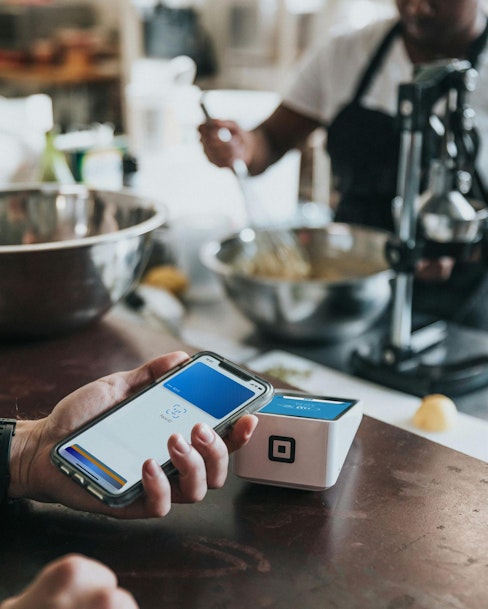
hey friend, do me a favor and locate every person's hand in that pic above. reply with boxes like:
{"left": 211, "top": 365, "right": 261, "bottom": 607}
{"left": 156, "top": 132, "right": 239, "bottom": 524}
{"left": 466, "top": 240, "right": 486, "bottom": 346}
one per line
{"left": 415, "top": 257, "right": 455, "bottom": 282}
{"left": 198, "top": 119, "right": 250, "bottom": 168}
{"left": 8, "top": 351, "right": 258, "bottom": 519}
{"left": 0, "top": 554, "right": 138, "bottom": 609}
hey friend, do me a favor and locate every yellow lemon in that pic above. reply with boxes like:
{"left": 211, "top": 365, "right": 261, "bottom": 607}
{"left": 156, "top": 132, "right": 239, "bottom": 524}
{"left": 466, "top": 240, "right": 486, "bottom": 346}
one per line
{"left": 142, "top": 265, "right": 188, "bottom": 296}
{"left": 413, "top": 394, "right": 457, "bottom": 432}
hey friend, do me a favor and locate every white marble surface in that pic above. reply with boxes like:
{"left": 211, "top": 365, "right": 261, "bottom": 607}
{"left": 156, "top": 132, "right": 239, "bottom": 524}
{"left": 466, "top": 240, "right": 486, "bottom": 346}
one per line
{"left": 248, "top": 349, "right": 488, "bottom": 463}
{"left": 117, "top": 288, "right": 488, "bottom": 464}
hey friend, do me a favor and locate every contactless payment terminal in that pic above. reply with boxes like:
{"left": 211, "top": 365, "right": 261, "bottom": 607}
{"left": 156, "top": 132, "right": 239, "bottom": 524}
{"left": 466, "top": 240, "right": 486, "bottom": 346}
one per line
{"left": 234, "top": 389, "right": 363, "bottom": 491}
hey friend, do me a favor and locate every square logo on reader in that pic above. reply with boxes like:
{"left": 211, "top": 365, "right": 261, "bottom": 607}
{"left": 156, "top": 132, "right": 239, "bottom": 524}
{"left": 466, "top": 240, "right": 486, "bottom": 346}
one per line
{"left": 268, "top": 435, "right": 296, "bottom": 463}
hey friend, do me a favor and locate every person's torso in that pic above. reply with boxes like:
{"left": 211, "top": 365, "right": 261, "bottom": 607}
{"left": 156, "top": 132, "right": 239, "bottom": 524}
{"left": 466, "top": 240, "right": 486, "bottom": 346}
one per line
{"left": 284, "top": 18, "right": 488, "bottom": 216}
{"left": 284, "top": 19, "right": 488, "bottom": 326}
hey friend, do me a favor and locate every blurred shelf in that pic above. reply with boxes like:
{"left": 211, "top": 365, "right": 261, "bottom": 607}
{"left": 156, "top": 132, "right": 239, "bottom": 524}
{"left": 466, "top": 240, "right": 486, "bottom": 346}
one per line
{"left": 0, "top": 58, "right": 120, "bottom": 87}
{"left": 0, "top": 59, "right": 123, "bottom": 131}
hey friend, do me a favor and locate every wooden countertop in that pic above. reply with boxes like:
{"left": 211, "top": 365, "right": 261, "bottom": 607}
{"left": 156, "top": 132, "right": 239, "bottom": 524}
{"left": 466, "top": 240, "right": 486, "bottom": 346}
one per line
{"left": 1, "top": 313, "right": 487, "bottom": 609}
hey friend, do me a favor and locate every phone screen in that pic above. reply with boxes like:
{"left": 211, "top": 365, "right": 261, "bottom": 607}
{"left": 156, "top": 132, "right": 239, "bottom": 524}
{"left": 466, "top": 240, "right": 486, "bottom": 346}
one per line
{"left": 54, "top": 353, "right": 270, "bottom": 499}
{"left": 260, "top": 393, "right": 357, "bottom": 421}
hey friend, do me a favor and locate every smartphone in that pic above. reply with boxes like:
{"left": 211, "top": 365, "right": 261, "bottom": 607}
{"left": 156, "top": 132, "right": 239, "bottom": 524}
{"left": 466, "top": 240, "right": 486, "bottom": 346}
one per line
{"left": 51, "top": 351, "right": 274, "bottom": 507}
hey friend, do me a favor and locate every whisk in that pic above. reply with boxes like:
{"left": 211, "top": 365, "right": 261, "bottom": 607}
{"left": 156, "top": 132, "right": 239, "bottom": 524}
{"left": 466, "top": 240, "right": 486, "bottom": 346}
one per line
{"left": 200, "top": 99, "right": 311, "bottom": 280}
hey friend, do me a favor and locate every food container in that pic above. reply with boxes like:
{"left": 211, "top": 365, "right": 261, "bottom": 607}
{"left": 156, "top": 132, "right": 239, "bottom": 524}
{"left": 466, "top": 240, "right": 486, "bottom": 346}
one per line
{"left": 202, "top": 223, "right": 393, "bottom": 343}
{"left": 0, "top": 184, "right": 165, "bottom": 338}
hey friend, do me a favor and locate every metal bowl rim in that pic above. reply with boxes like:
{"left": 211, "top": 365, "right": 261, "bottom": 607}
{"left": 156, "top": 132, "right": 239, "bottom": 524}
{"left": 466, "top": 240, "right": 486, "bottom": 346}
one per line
{"left": 201, "top": 224, "right": 394, "bottom": 287}
{"left": 0, "top": 183, "right": 166, "bottom": 253}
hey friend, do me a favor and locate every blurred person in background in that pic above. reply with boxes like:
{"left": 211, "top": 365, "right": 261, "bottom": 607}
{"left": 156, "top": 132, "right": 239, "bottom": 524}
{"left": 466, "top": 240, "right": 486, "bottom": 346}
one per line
{"left": 199, "top": 0, "right": 488, "bottom": 329}
{"left": 1, "top": 352, "right": 258, "bottom": 609}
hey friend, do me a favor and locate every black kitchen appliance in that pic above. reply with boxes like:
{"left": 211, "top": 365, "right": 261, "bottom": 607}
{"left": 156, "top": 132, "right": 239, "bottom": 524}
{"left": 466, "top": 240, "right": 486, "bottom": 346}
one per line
{"left": 352, "top": 59, "right": 488, "bottom": 396}
{"left": 141, "top": 2, "right": 217, "bottom": 77}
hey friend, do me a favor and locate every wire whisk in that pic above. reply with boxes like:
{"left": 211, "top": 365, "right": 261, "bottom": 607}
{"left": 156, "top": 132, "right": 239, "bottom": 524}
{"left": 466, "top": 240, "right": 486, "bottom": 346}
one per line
{"left": 200, "top": 98, "right": 311, "bottom": 280}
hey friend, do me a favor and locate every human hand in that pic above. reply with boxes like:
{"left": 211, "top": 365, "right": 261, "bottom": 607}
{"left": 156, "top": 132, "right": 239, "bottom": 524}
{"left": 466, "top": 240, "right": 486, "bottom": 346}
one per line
{"left": 0, "top": 554, "right": 138, "bottom": 609}
{"left": 415, "top": 257, "right": 455, "bottom": 282}
{"left": 198, "top": 118, "right": 249, "bottom": 168}
{"left": 8, "top": 351, "right": 258, "bottom": 519}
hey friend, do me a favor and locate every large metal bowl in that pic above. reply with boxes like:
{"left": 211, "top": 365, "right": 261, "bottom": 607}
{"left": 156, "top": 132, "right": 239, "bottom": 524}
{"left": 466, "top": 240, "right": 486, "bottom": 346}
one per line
{"left": 0, "top": 184, "right": 165, "bottom": 339}
{"left": 202, "top": 223, "right": 394, "bottom": 343}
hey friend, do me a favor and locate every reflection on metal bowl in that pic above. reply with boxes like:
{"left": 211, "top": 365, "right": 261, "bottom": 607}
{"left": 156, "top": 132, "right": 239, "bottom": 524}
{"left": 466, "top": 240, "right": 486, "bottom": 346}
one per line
{"left": 202, "top": 224, "right": 394, "bottom": 343}
{"left": 0, "top": 184, "right": 166, "bottom": 339}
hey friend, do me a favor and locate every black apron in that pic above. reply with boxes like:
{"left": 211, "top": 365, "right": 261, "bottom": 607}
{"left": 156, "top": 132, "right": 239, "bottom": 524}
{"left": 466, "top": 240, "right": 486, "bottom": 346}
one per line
{"left": 326, "top": 20, "right": 488, "bottom": 330}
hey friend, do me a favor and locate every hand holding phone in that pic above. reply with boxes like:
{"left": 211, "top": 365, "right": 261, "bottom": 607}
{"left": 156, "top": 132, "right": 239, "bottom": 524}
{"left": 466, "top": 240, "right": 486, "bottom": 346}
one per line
{"left": 51, "top": 352, "right": 274, "bottom": 507}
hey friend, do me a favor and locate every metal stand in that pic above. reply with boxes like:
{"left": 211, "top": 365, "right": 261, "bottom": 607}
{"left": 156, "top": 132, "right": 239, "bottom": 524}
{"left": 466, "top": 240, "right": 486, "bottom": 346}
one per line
{"left": 352, "top": 60, "right": 488, "bottom": 397}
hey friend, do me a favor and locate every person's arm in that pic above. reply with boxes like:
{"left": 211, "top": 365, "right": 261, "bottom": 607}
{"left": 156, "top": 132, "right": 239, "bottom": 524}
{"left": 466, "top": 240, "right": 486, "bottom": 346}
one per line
{"left": 6, "top": 351, "right": 258, "bottom": 519}
{"left": 198, "top": 104, "right": 320, "bottom": 175}
{"left": 415, "top": 257, "right": 456, "bottom": 282}
{"left": 0, "top": 554, "right": 138, "bottom": 609}
{"left": 249, "top": 104, "right": 322, "bottom": 174}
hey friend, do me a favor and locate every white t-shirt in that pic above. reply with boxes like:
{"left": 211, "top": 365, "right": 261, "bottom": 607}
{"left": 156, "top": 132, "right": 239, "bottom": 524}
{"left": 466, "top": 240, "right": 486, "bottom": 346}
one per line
{"left": 283, "top": 17, "right": 488, "bottom": 184}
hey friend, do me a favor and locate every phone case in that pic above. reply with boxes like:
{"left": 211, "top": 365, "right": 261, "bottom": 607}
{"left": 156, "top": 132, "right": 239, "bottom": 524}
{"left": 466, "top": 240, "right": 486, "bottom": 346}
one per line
{"left": 50, "top": 351, "right": 274, "bottom": 507}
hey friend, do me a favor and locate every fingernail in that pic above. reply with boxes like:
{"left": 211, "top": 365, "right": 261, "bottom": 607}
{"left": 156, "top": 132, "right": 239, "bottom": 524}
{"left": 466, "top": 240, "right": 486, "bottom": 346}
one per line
{"left": 197, "top": 423, "right": 215, "bottom": 444}
{"left": 144, "top": 458, "right": 162, "bottom": 479}
{"left": 173, "top": 434, "right": 191, "bottom": 455}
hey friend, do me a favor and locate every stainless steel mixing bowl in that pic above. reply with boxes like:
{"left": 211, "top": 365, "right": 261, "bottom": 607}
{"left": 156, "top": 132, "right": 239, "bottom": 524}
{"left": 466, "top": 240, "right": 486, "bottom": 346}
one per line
{"left": 0, "top": 184, "right": 166, "bottom": 338}
{"left": 202, "top": 223, "right": 394, "bottom": 343}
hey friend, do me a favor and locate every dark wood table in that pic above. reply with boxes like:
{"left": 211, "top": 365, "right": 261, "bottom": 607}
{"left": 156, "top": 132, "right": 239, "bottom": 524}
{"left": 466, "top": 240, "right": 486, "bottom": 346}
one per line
{"left": 1, "top": 314, "right": 487, "bottom": 609}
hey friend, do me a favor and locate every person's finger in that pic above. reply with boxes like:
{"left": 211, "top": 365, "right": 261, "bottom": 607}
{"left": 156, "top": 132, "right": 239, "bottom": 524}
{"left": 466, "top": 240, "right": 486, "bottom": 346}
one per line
{"left": 14, "top": 554, "right": 118, "bottom": 609}
{"left": 105, "top": 415, "right": 257, "bottom": 517}
{"left": 38, "top": 554, "right": 117, "bottom": 591}
{"left": 190, "top": 423, "right": 228, "bottom": 489}
{"left": 223, "top": 414, "right": 259, "bottom": 454}
{"left": 140, "top": 458, "right": 172, "bottom": 518}
{"left": 415, "top": 257, "right": 454, "bottom": 282}
{"left": 198, "top": 134, "right": 235, "bottom": 167}
{"left": 167, "top": 434, "right": 208, "bottom": 503}
{"left": 118, "top": 351, "right": 189, "bottom": 392}
{"left": 84, "top": 587, "right": 139, "bottom": 609}
{"left": 36, "top": 555, "right": 139, "bottom": 609}
{"left": 90, "top": 460, "right": 172, "bottom": 521}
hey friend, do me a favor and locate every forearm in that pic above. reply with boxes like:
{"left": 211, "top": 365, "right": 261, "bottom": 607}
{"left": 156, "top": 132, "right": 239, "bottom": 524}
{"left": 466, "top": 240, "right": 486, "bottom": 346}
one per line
{"left": 244, "top": 127, "right": 284, "bottom": 175}
{"left": 245, "top": 104, "right": 321, "bottom": 176}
